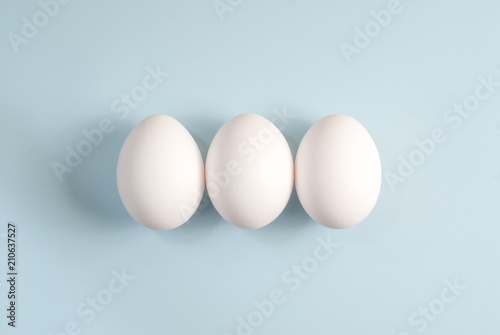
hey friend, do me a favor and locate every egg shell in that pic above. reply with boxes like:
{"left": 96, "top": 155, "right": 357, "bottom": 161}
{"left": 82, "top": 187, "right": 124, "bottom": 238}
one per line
{"left": 295, "top": 114, "right": 381, "bottom": 229}
{"left": 205, "top": 113, "right": 294, "bottom": 229}
{"left": 116, "top": 114, "right": 205, "bottom": 230}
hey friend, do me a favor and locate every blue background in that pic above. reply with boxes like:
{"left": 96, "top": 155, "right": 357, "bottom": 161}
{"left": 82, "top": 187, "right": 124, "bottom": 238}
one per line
{"left": 1, "top": 0, "right": 499, "bottom": 334}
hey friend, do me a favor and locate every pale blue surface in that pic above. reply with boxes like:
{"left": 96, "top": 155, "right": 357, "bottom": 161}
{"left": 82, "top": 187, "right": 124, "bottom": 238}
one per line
{"left": 1, "top": 1, "right": 500, "bottom": 334}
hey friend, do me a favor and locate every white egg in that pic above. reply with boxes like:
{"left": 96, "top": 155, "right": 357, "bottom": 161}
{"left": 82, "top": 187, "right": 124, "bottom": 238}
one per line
{"left": 206, "top": 114, "right": 294, "bottom": 229}
{"left": 295, "top": 114, "right": 381, "bottom": 229}
{"left": 116, "top": 114, "right": 205, "bottom": 230}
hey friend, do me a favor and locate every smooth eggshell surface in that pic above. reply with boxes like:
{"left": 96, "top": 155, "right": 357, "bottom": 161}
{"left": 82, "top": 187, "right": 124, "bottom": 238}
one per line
{"left": 117, "top": 114, "right": 205, "bottom": 230}
{"left": 206, "top": 114, "right": 294, "bottom": 229}
{"left": 295, "top": 114, "right": 381, "bottom": 229}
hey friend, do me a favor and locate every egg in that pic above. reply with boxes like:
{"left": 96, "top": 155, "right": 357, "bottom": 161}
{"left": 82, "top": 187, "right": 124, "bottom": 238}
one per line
{"left": 206, "top": 113, "right": 294, "bottom": 229}
{"left": 295, "top": 114, "right": 381, "bottom": 229}
{"left": 116, "top": 114, "right": 205, "bottom": 230}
